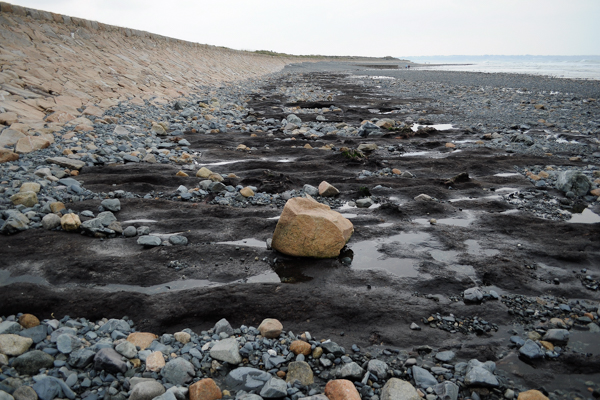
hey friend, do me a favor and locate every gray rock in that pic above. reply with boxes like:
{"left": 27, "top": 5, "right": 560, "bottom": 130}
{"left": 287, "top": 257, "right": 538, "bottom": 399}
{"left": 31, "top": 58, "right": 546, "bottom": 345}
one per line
{"left": 464, "top": 360, "right": 499, "bottom": 387}
{"left": 0, "top": 390, "right": 14, "bottom": 400}
{"left": 58, "top": 178, "right": 80, "bottom": 187}
{"left": 94, "top": 348, "right": 127, "bottom": 373}
{"left": 210, "top": 337, "right": 242, "bottom": 364}
{"left": 12, "top": 350, "right": 54, "bottom": 376}
{"left": 41, "top": 214, "right": 61, "bottom": 230}
{"left": 161, "top": 358, "right": 195, "bottom": 385}
{"left": 56, "top": 334, "right": 82, "bottom": 354}
{"left": 542, "top": 329, "right": 570, "bottom": 343}
{"left": 151, "top": 390, "right": 177, "bottom": 400}
{"left": 115, "top": 341, "right": 137, "bottom": 358}
{"left": 367, "top": 359, "right": 388, "bottom": 379}
{"left": 137, "top": 235, "right": 162, "bottom": 247}
{"left": 1, "top": 212, "right": 29, "bottom": 234}
{"left": 302, "top": 396, "right": 328, "bottom": 400}
{"left": 32, "top": 376, "right": 75, "bottom": 400}
{"left": 434, "top": 381, "right": 459, "bottom": 400}
{"left": 123, "top": 226, "right": 137, "bottom": 237}
{"left": 381, "top": 378, "right": 420, "bottom": 400}
{"left": 321, "top": 341, "right": 344, "bottom": 356}
{"left": 435, "top": 350, "right": 456, "bottom": 362}
{"left": 225, "top": 367, "right": 270, "bottom": 392}
{"left": 410, "top": 322, "right": 421, "bottom": 330}
{"left": 67, "top": 348, "right": 95, "bottom": 369}
{"left": 412, "top": 366, "right": 438, "bottom": 388}
{"left": 286, "top": 114, "right": 302, "bottom": 125}
{"left": 259, "top": 377, "right": 287, "bottom": 398}
{"left": 45, "top": 157, "right": 85, "bottom": 170}
{"left": 97, "top": 211, "right": 116, "bottom": 226}
{"left": 0, "top": 321, "right": 22, "bottom": 335}
{"left": 101, "top": 198, "right": 121, "bottom": 212}
{"left": 49, "top": 327, "right": 77, "bottom": 342}
{"left": 519, "top": 340, "right": 545, "bottom": 359}
{"left": 99, "top": 319, "right": 130, "bottom": 333}
{"left": 137, "top": 226, "right": 150, "bottom": 236}
{"left": 129, "top": 380, "right": 165, "bottom": 400}
{"left": 463, "top": 287, "right": 484, "bottom": 302}
{"left": 303, "top": 184, "right": 319, "bottom": 196}
{"left": 336, "top": 361, "right": 364, "bottom": 379}
{"left": 19, "top": 325, "right": 47, "bottom": 344}
{"left": 356, "top": 197, "right": 374, "bottom": 208}
{"left": 556, "top": 170, "right": 591, "bottom": 197}
{"left": 208, "top": 182, "right": 226, "bottom": 193}
{"left": 12, "top": 386, "right": 37, "bottom": 400}
{"left": 168, "top": 235, "right": 188, "bottom": 246}
{"left": 214, "top": 318, "right": 234, "bottom": 336}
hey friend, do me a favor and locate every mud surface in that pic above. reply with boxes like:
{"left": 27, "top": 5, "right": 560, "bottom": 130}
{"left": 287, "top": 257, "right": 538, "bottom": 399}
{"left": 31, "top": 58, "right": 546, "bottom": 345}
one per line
{"left": 2, "top": 65, "right": 600, "bottom": 394}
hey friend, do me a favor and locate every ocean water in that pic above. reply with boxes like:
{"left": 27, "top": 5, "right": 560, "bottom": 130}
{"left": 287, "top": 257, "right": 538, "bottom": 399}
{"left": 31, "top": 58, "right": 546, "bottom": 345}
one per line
{"left": 405, "top": 55, "right": 600, "bottom": 80}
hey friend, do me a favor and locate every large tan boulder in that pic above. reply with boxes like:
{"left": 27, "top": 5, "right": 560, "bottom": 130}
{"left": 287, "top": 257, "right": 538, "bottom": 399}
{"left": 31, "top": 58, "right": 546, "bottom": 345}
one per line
{"left": 271, "top": 196, "right": 353, "bottom": 258}
{"left": 0, "top": 128, "right": 25, "bottom": 148}
{"left": 0, "top": 149, "right": 19, "bottom": 163}
{"left": 15, "top": 136, "right": 51, "bottom": 153}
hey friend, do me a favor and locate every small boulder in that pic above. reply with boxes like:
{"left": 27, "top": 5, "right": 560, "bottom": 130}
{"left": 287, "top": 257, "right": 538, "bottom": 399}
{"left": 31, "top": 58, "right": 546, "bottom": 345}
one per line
{"left": 60, "top": 213, "right": 81, "bottom": 231}
{"left": 324, "top": 379, "right": 361, "bottom": 400}
{"left": 162, "top": 358, "right": 195, "bottom": 385}
{"left": 318, "top": 181, "right": 340, "bottom": 197}
{"left": 10, "top": 191, "right": 38, "bottom": 207}
{"left": 210, "top": 337, "right": 242, "bottom": 365}
{"left": 271, "top": 196, "right": 353, "bottom": 258}
{"left": 381, "top": 378, "right": 420, "bottom": 400}
{"left": 42, "top": 213, "right": 61, "bottom": 230}
{"left": 286, "top": 361, "right": 314, "bottom": 385}
{"left": 101, "top": 198, "right": 121, "bottom": 212}
{"left": 12, "top": 350, "right": 55, "bottom": 376}
{"left": 189, "top": 378, "right": 222, "bottom": 400}
{"left": 556, "top": 170, "right": 591, "bottom": 197}
{"left": 258, "top": 318, "right": 283, "bottom": 338}
{"left": 0, "top": 334, "right": 33, "bottom": 355}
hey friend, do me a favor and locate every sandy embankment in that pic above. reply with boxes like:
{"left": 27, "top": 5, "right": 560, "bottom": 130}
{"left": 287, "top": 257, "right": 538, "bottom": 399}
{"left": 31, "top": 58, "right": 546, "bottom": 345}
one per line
{"left": 0, "top": 2, "right": 296, "bottom": 140}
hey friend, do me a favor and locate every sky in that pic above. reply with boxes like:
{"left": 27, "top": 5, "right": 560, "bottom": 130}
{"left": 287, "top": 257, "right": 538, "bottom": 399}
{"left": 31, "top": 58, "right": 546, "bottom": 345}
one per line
{"left": 8, "top": 0, "right": 600, "bottom": 57}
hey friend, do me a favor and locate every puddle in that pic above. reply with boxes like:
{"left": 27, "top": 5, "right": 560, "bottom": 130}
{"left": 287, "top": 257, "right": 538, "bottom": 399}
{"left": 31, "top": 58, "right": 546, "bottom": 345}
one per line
{"left": 0, "top": 270, "right": 49, "bottom": 286}
{"left": 198, "top": 160, "right": 248, "bottom": 167}
{"left": 400, "top": 150, "right": 462, "bottom": 158}
{"left": 567, "top": 208, "right": 600, "bottom": 224}
{"left": 413, "top": 211, "right": 476, "bottom": 227}
{"left": 121, "top": 219, "right": 157, "bottom": 224}
{"left": 569, "top": 331, "right": 600, "bottom": 354}
{"left": 215, "top": 238, "right": 267, "bottom": 248}
{"left": 465, "top": 239, "right": 500, "bottom": 257}
{"left": 340, "top": 213, "right": 358, "bottom": 219}
{"left": 102, "top": 279, "right": 220, "bottom": 294}
{"left": 494, "top": 187, "right": 519, "bottom": 193}
{"left": 346, "top": 231, "right": 460, "bottom": 278}
{"left": 377, "top": 222, "right": 393, "bottom": 228}
{"left": 237, "top": 271, "right": 281, "bottom": 283}
{"left": 494, "top": 172, "right": 521, "bottom": 177}
{"left": 411, "top": 123, "right": 455, "bottom": 132}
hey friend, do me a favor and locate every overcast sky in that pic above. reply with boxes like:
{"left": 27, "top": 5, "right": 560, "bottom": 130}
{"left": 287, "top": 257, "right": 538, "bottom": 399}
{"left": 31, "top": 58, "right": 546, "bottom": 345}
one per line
{"left": 8, "top": 0, "right": 600, "bottom": 57}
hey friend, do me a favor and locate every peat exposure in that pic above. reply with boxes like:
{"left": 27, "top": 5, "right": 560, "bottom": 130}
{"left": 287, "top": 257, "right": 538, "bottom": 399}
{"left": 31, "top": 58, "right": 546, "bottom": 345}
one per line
{"left": 1, "top": 7, "right": 600, "bottom": 400}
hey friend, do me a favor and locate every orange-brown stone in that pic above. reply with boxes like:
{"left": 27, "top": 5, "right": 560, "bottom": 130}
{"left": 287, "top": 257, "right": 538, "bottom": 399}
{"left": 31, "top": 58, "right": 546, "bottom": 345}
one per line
{"left": 189, "top": 378, "right": 222, "bottom": 400}
{"left": 290, "top": 340, "right": 312, "bottom": 356}
{"left": 18, "top": 314, "right": 40, "bottom": 329}
{"left": 0, "top": 149, "right": 19, "bottom": 163}
{"left": 127, "top": 332, "right": 158, "bottom": 350}
{"left": 324, "top": 379, "right": 361, "bottom": 400}
{"left": 271, "top": 196, "right": 353, "bottom": 258}
{"left": 518, "top": 390, "right": 549, "bottom": 400}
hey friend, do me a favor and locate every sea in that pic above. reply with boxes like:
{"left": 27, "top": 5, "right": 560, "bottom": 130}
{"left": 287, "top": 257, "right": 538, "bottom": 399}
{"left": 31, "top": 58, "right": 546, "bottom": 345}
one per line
{"left": 405, "top": 55, "right": 600, "bottom": 80}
